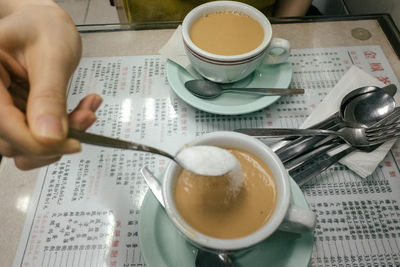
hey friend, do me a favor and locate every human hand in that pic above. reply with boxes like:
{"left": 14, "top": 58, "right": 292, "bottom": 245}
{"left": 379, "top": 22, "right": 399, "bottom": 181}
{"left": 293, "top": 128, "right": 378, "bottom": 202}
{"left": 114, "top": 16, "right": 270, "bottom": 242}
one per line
{"left": 0, "top": 3, "right": 102, "bottom": 170}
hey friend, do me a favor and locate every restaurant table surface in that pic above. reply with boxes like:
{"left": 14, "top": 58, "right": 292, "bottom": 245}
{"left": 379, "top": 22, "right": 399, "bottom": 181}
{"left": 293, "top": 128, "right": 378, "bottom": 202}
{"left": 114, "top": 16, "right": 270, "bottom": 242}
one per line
{"left": 1, "top": 14, "right": 400, "bottom": 267}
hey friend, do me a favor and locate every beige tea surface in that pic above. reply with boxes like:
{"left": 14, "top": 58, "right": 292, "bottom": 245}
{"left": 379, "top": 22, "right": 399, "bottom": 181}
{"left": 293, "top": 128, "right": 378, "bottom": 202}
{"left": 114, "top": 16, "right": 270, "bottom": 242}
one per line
{"left": 174, "top": 147, "right": 276, "bottom": 239}
{"left": 190, "top": 11, "right": 264, "bottom": 56}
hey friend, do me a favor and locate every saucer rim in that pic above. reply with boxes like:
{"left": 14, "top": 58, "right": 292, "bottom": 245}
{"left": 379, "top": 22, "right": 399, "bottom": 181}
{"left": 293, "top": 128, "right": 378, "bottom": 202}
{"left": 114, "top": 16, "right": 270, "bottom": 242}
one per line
{"left": 138, "top": 176, "right": 314, "bottom": 267}
{"left": 166, "top": 60, "right": 293, "bottom": 115}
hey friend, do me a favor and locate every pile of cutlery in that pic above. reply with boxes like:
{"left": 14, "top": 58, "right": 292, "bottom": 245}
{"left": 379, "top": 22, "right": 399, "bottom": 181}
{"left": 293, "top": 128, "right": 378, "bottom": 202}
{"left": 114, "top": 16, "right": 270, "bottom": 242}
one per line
{"left": 235, "top": 84, "right": 400, "bottom": 185}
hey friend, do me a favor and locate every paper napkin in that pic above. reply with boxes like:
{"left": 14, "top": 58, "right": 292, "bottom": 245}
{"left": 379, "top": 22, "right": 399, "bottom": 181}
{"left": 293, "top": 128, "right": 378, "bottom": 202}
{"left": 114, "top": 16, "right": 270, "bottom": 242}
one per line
{"left": 159, "top": 25, "right": 202, "bottom": 79}
{"left": 302, "top": 66, "right": 398, "bottom": 178}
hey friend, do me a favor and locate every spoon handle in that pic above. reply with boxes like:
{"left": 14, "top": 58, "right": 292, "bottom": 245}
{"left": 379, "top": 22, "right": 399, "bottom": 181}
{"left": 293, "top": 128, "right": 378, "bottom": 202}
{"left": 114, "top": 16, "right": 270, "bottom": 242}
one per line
{"left": 68, "top": 128, "right": 175, "bottom": 160}
{"left": 235, "top": 128, "right": 334, "bottom": 137}
{"left": 224, "top": 88, "right": 304, "bottom": 95}
{"left": 289, "top": 146, "right": 356, "bottom": 186}
{"left": 140, "top": 166, "right": 165, "bottom": 208}
{"left": 270, "top": 112, "right": 341, "bottom": 159}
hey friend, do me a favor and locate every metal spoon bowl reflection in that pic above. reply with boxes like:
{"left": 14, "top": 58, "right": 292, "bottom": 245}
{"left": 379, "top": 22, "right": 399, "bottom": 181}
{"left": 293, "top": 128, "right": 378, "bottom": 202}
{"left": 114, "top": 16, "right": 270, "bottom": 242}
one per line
{"left": 339, "top": 84, "right": 397, "bottom": 121}
{"left": 196, "top": 249, "right": 233, "bottom": 267}
{"left": 140, "top": 167, "right": 234, "bottom": 267}
{"left": 341, "top": 89, "right": 396, "bottom": 127}
{"left": 185, "top": 79, "right": 304, "bottom": 99}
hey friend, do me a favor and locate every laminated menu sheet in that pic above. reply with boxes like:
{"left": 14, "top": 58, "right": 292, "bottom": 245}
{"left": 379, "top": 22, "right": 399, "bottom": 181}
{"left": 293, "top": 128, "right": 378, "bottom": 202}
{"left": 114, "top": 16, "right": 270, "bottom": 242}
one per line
{"left": 13, "top": 45, "right": 400, "bottom": 267}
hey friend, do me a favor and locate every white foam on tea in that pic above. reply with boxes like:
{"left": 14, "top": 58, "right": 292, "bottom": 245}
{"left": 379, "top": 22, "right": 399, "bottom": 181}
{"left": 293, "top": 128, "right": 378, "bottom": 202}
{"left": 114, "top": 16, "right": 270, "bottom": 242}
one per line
{"left": 176, "top": 145, "right": 243, "bottom": 194}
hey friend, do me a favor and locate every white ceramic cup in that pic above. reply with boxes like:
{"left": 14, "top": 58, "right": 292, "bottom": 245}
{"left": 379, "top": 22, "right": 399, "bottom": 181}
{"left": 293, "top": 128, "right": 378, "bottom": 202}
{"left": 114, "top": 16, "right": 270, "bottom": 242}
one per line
{"left": 162, "top": 131, "right": 316, "bottom": 251}
{"left": 182, "top": 1, "right": 290, "bottom": 83}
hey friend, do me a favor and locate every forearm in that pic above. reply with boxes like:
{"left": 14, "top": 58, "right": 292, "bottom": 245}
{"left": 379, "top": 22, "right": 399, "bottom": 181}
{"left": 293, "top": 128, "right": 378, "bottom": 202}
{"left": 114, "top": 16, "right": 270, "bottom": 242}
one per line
{"left": 273, "top": 0, "right": 313, "bottom": 17}
{"left": 0, "top": 0, "right": 57, "bottom": 18}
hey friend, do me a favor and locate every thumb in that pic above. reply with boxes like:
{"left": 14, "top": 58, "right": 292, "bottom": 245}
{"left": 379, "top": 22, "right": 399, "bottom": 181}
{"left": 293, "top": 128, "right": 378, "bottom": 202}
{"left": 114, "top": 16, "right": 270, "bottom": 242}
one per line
{"left": 26, "top": 48, "right": 73, "bottom": 144}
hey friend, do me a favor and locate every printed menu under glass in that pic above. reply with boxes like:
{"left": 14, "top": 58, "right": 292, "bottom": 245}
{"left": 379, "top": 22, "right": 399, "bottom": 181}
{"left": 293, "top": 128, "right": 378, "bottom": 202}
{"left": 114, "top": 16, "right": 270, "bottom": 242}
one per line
{"left": 12, "top": 45, "right": 400, "bottom": 267}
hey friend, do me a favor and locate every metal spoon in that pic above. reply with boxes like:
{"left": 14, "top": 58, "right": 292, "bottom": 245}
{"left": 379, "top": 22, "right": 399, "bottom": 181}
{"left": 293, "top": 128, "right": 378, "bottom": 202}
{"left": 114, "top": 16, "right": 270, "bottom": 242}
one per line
{"left": 284, "top": 108, "right": 400, "bottom": 171}
{"left": 290, "top": 143, "right": 381, "bottom": 186}
{"left": 271, "top": 84, "right": 396, "bottom": 149}
{"left": 239, "top": 88, "right": 396, "bottom": 169}
{"left": 342, "top": 90, "right": 396, "bottom": 127}
{"left": 236, "top": 89, "right": 396, "bottom": 140}
{"left": 290, "top": 105, "right": 400, "bottom": 185}
{"left": 339, "top": 85, "right": 397, "bottom": 122}
{"left": 270, "top": 85, "right": 381, "bottom": 155}
{"left": 140, "top": 167, "right": 234, "bottom": 267}
{"left": 238, "top": 86, "right": 397, "bottom": 137}
{"left": 195, "top": 249, "right": 233, "bottom": 267}
{"left": 68, "top": 129, "right": 238, "bottom": 176}
{"left": 282, "top": 87, "right": 397, "bottom": 173}
{"left": 185, "top": 79, "right": 304, "bottom": 99}
{"left": 234, "top": 123, "right": 397, "bottom": 147}
{"left": 272, "top": 84, "right": 397, "bottom": 163}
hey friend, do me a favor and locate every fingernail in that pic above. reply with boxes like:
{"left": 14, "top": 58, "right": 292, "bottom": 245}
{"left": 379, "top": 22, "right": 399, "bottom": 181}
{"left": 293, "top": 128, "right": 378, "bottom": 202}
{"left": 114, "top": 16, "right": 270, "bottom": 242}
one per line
{"left": 90, "top": 96, "right": 103, "bottom": 112}
{"left": 36, "top": 115, "right": 65, "bottom": 140}
{"left": 80, "top": 115, "right": 97, "bottom": 131}
{"left": 62, "top": 139, "right": 82, "bottom": 154}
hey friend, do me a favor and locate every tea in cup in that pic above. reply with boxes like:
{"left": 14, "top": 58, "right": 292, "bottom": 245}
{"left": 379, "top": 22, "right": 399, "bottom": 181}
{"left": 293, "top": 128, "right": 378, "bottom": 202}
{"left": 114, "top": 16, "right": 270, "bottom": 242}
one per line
{"left": 162, "top": 131, "right": 316, "bottom": 251}
{"left": 175, "top": 147, "right": 277, "bottom": 239}
{"left": 182, "top": 1, "right": 291, "bottom": 83}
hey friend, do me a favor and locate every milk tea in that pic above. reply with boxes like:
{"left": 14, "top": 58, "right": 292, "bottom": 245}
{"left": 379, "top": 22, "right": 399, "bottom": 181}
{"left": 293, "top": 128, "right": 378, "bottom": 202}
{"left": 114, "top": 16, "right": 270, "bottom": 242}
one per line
{"left": 174, "top": 148, "right": 277, "bottom": 239}
{"left": 189, "top": 11, "right": 264, "bottom": 56}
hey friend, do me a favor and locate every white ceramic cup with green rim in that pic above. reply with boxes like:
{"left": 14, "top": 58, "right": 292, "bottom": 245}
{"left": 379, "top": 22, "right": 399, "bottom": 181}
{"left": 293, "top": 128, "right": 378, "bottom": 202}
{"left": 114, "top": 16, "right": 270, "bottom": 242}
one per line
{"left": 162, "top": 131, "right": 316, "bottom": 252}
{"left": 182, "top": 1, "right": 291, "bottom": 83}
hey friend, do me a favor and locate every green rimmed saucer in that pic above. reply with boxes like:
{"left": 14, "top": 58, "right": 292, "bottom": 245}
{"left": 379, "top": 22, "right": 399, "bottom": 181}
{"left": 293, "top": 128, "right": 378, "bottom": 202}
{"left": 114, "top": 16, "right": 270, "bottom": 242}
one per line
{"left": 166, "top": 60, "right": 293, "bottom": 115}
{"left": 138, "top": 176, "right": 314, "bottom": 267}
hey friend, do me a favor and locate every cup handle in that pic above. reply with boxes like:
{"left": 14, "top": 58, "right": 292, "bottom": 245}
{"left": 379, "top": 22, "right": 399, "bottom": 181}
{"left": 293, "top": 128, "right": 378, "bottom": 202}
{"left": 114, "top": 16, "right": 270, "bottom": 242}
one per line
{"left": 278, "top": 203, "right": 316, "bottom": 233}
{"left": 263, "top": 38, "right": 291, "bottom": 65}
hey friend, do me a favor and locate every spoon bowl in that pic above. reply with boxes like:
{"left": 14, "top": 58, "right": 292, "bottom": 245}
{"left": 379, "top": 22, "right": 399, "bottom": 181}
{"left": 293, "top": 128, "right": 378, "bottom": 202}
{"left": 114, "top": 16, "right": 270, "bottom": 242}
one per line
{"left": 341, "top": 90, "right": 396, "bottom": 127}
{"left": 339, "top": 84, "right": 397, "bottom": 121}
{"left": 185, "top": 79, "right": 304, "bottom": 99}
{"left": 195, "top": 249, "right": 233, "bottom": 267}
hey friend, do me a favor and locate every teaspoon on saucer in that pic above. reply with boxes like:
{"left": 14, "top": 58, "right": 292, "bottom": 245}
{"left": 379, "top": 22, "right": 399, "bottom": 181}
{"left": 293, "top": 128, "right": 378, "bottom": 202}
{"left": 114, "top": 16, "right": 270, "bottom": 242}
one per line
{"left": 185, "top": 79, "right": 304, "bottom": 99}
